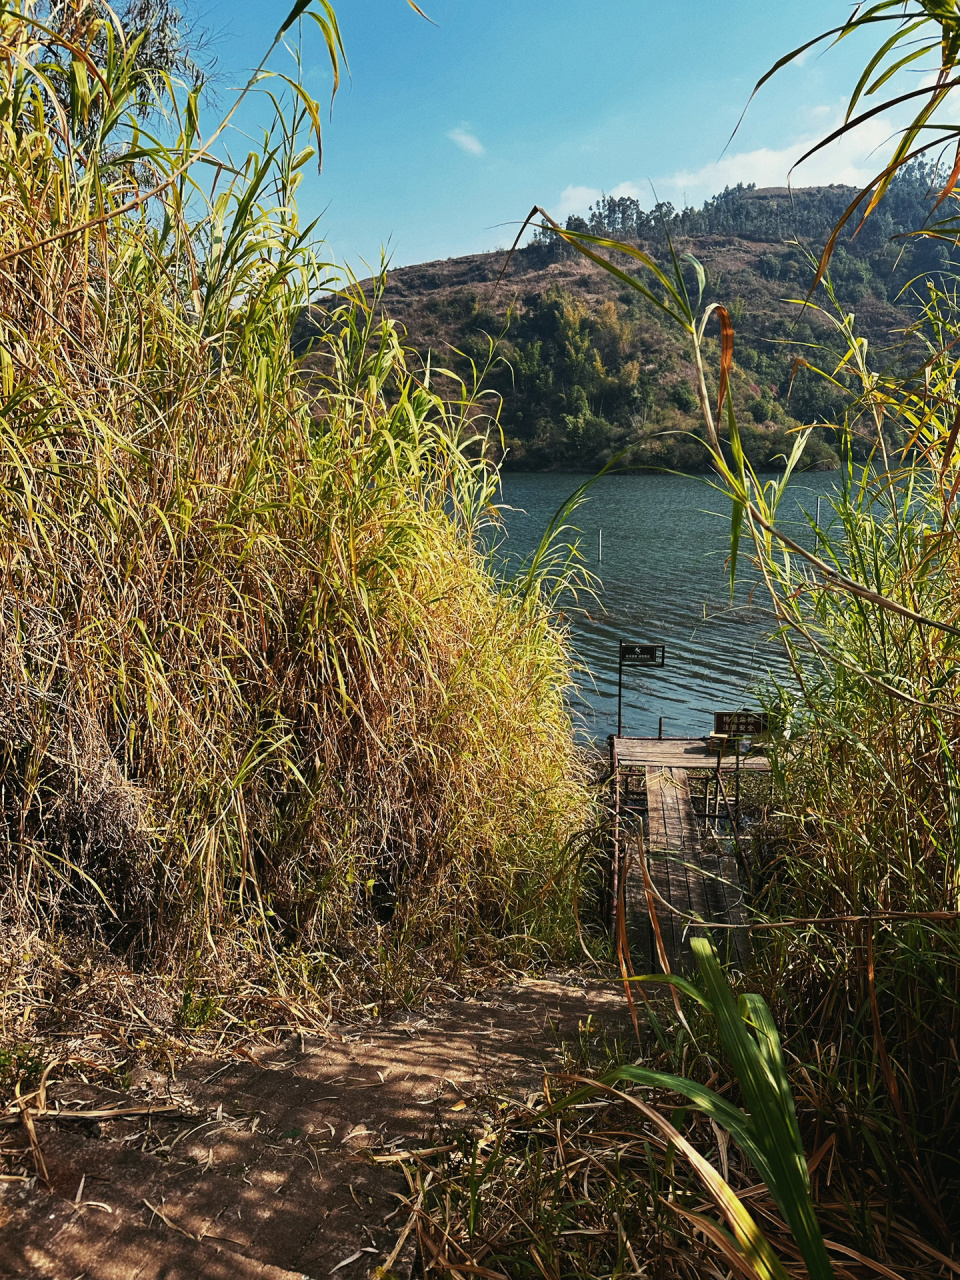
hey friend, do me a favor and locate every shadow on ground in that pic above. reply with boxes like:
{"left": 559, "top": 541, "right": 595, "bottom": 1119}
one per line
{"left": 1, "top": 974, "right": 630, "bottom": 1280}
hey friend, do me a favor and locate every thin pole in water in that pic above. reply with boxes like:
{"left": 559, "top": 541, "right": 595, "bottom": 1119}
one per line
{"left": 617, "top": 641, "right": 623, "bottom": 737}
{"left": 816, "top": 496, "right": 821, "bottom": 528}
{"left": 598, "top": 528, "right": 602, "bottom": 561}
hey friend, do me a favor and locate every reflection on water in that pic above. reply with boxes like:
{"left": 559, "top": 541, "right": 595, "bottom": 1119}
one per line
{"left": 495, "top": 472, "right": 838, "bottom": 742}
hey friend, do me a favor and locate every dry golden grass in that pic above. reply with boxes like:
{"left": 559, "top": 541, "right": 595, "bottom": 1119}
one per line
{"left": 0, "top": 0, "right": 593, "bottom": 1050}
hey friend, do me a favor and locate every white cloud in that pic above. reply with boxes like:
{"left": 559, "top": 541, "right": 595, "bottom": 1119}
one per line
{"left": 555, "top": 180, "right": 648, "bottom": 220}
{"left": 608, "top": 181, "right": 647, "bottom": 201}
{"left": 656, "top": 109, "right": 902, "bottom": 206}
{"left": 556, "top": 184, "right": 601, "bottom": 217}
{"left": 447, "top": 127, "right": 485, "bottom": 157}
{"left": 553, "top": 106, "right": 908, "bottom": 221}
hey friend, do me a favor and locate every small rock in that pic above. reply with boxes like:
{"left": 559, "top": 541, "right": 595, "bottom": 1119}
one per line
{"left": 128, "top": 1066, "right": 166, "bottom": 1090}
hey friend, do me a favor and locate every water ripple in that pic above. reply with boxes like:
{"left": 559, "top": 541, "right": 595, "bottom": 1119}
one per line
{"left": 497, "top": 472, "right": 836, "bottom": 741}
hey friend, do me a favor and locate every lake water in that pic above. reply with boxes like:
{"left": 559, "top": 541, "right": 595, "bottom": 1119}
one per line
{"left": 494, "top": 472, "right": 839, "bottom": 742}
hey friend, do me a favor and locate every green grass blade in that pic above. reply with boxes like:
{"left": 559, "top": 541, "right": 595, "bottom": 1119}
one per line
{"left": 690, "top": 938, "right": 835, "bottom": 1280}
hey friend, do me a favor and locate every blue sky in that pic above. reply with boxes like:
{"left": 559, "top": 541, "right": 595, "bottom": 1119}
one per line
{"left": 192, "top": 1, "right": 915, "bottom": 272}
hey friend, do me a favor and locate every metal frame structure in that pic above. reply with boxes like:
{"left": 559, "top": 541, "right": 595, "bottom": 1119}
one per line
{"left": 608, "top": 632, "right": 774, "bottom": 941}
{"left": 607, "top": 718, "right": 774, "bottom": 936}
{"left": 707, "top": 711, "right": 772, "bottom": 820}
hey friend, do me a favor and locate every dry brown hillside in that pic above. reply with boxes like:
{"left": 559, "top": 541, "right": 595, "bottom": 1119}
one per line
{"left": 310, "top": 222, "right": 913, "bottom": 471}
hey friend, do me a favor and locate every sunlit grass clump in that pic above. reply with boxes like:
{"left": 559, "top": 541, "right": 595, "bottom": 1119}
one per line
{"left": 0, "top": 0, "right": 591, "bottom": 1016}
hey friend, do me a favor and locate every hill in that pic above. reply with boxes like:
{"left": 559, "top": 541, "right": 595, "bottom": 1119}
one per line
{"left": 354, "top": 169, "right": 953, "bottom": 472}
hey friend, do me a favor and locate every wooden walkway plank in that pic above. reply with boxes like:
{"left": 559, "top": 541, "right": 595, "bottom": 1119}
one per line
{"left": 620, "top": 765, "right": 750, "bottom": 974}
{"left": 646, "top": 767, "right": 699, "bottom": 853}
{"left": 614, "top": 736, "right": 771, "bottom": 772}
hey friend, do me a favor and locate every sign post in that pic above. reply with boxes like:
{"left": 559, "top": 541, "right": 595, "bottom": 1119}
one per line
{"left": 709, "top": 711, "right": 772, "bottom": 828}
{"left": 617, "top": 641, "right": 665, "bottom": 736}
{"left": 713, "top": 711, "right": 770, "bottom": 740}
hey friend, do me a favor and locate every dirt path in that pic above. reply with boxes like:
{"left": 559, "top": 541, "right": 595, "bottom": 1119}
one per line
{"left": 0, "top": 974, "right": 628, "bottom": 1280}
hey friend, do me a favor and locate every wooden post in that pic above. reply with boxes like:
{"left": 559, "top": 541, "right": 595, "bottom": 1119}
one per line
{"left": 610, "top": 736, "right": 621, "bottom": 935}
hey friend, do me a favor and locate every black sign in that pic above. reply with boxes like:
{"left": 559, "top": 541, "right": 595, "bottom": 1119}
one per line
{"left": 714, "top": 711, "right": 769, "bottom": 738}
{"left": 616, "top": 641, "right": 665, "bottom": 735}
{"left": 620, "top": 643, "right": 665, "bottom": 668}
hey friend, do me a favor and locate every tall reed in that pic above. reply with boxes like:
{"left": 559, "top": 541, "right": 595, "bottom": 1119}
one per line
{"left": 0, "top": 0, "right": 592, "bottom": 1020}
{"left": 741, "top": 282, "right": 960, "bottom": 1237}
{"left": 409, "top": 7, "right": 960, "bottom": 1275}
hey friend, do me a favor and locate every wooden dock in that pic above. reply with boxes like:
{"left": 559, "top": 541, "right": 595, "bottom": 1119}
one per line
{"left": 615, "top": 737, "right": 771, "bottom": 772}
{"left": 611, "top": 738, "right": 757, "bottom": 972}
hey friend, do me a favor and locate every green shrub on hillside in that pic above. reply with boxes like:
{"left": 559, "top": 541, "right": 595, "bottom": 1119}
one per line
{"left": 438, "top": 283, "right": 842, "bottom": 472}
